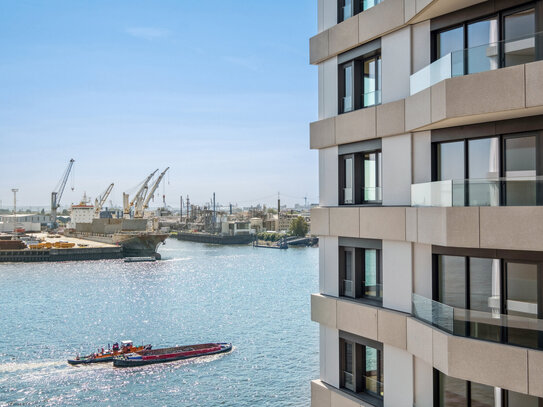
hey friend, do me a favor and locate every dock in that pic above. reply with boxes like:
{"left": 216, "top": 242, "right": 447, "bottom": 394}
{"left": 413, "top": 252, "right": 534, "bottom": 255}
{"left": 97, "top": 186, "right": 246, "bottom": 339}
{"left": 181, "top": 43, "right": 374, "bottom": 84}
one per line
{"left": 0, "top": 232, "right": 122, "bottom": 263}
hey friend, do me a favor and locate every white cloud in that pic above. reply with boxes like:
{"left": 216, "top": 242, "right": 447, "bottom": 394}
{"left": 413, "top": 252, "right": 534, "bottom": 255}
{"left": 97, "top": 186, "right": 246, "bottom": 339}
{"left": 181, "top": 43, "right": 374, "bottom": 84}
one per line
{"left": 125, "top": 27, "right": 171, "bottom": 40}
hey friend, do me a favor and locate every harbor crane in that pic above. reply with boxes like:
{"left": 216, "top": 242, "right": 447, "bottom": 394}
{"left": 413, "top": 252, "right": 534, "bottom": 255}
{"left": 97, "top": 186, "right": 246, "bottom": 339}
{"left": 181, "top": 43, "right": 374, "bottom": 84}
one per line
{"left": 94, "top": 183, "right": 114, "bottom": 217}
{"left": 51, "top": 158, "right": 75, "bottom": 229}
{"left": 123, "top": 169, "right": 158, "bottom": 218}
{"left": 135, "top": 167, "right": 170, "bottom": 218}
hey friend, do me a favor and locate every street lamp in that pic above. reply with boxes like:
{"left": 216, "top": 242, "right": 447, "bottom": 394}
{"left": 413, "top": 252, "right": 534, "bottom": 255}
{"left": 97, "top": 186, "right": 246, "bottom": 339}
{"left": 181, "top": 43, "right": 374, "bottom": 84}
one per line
{"left": 11, "top": 189, "right": 18, "bottom": 233}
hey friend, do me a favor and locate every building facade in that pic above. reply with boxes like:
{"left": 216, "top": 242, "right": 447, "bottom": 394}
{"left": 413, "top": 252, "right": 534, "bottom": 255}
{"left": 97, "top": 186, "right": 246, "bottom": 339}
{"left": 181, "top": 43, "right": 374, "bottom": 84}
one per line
{"left": 310, "top": 0, "right": 543, "bottom": 406}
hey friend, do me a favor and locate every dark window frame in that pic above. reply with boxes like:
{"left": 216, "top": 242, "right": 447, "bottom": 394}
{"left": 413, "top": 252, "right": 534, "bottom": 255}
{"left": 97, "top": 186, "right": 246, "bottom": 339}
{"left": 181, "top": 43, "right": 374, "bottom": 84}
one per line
{"left": 337, "top": 0, "right": 384, "bottom": 23}
{"left": 339, "top": 148, "right": 383, "bottom": 206}
{"left": 431, "top": 2, "right": 539, "bottom": 68}
{"left": 432, "top": 250, "right": 543, "bottom": 349}
{"left": 432, "top": 132, "right": 543, "bottom": 205}
{"left": 434, "top": 369, "right": 543, "bottom": 406}
{"left": 339, "top": 244, "right": 383, "bottom": 305}
{"left": 339, "top": 331, "right": 384, "bottom": 406}
{"left": 338, "top": 51, "right": 381, "bottom": 114}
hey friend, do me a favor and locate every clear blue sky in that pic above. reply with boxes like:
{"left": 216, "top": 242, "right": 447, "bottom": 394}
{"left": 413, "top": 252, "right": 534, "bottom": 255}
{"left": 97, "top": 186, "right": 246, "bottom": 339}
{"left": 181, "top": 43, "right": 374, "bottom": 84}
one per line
{"left": 0, "top": 0, "right": 317, "bottom": 210}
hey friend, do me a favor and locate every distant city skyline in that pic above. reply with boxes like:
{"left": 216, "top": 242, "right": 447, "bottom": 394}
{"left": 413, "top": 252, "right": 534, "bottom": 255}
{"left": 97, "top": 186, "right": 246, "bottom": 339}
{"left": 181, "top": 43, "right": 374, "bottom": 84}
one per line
{"left": 0, "top": 0, "right": 317, "bottom": 209}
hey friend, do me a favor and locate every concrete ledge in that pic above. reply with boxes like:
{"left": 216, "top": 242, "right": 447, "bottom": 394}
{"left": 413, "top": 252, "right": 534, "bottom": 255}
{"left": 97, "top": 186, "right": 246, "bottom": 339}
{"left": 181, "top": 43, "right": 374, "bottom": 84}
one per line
{"left": 310, "top": 62, "right": 543, "bottom": 150}
{"left": 337, "top": 299, "right": 378, "bottom": 341}
{"left": 314, "top": 205, "right": 543, "bottom": 251}
{"left": 377, "top": 308, "right": 407, "bottom": 350}
{"left": 330, "top": 207, "right": 360, "bottom": 237}
{"left": 311, "top": 380, "right": 375, "bottom": 407}
{"left": 311, "top": 207, "right": 331, "bottom": 236}
{"left": 359, "top": 207, "right": 406, "bottom": 241}
{"left": 312, "top": 295, "right": 543, "bottom": 395}
{"left": 311, "top": 294, "right": 337, "bottom": 328}
{"left": 480, "top": 206, "right": 543, "bottom": 252}
{"left": 310, "top": 0, "right": 486, "bottom": 65}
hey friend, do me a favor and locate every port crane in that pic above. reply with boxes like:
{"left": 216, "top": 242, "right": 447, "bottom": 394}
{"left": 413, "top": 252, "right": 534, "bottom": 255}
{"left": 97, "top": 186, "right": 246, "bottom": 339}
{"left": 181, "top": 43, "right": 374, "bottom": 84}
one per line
{"left": 123, "top": 169, "right": 158, "bottom": 218}
{"left": 135, "top": 167, "right": 170, "bottom": 218}
{"left": 51, "top": 158, "right": 75, "bottom": 229}
{"left": 94, "top": 183, "right": 114, "bottom": 217}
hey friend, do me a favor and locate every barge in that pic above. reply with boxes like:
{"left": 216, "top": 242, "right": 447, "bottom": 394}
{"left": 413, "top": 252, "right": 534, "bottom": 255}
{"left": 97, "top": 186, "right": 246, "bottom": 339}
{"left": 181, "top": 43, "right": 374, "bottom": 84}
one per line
{"left": 68, "top": 340, "right": 151, "bottom": 365}
{"left": 113, "top": 342, "right": 232, "bottom": 367}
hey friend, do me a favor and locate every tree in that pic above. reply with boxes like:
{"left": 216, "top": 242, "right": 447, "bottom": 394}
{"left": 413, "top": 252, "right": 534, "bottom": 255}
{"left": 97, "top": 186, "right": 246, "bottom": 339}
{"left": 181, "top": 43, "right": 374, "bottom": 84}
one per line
{"left": 289, "top": 216, "right": 308, "bottom": 237}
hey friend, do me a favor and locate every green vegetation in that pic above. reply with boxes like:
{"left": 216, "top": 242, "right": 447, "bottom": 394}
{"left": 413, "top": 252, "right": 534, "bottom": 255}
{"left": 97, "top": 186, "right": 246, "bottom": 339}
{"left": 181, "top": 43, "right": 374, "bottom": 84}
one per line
{"left": 257, "top": 232, "right": 287, "bottom": 242}
{"left": 289, "top": 216, "right": 308, "bottom": 237}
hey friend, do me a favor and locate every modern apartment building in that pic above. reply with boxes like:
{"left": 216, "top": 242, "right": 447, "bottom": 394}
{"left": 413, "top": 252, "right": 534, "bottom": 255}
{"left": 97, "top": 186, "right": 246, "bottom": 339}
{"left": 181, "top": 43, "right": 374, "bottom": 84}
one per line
{"left": 309, "top": 0, "right": 543, "bottom": 406}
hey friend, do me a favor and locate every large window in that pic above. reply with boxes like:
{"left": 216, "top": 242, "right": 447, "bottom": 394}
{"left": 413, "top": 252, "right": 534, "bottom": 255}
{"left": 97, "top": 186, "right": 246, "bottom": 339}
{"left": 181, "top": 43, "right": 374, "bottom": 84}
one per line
{"left": 340, "top": 149, "right": 382, "bottom": 205}
{"left": 433, "top": 5, "right": 536, "bottom": 73}
{"left": 433, "top": 132, "right": 541, "bottom": 206}
{"left": 435, "top": 370, "right": 543, "bottom": 406}
{"left": 340, "top": 334, "right": 383, "bottom": 404}
{"left": 338, "top": 0, "right": 383, "bottom": 23}
{"left": 339, "top": 241, "right": 382, "bottom": 303}
{"left": 434, "top": 252, "right": 543, "bottom": 349}
{"left": 339, "top": 53, "right": 381, "bottom": 113}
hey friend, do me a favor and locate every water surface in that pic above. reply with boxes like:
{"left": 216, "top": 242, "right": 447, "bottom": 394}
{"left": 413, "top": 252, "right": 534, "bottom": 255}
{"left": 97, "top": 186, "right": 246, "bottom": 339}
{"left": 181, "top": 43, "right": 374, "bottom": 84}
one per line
{"left": 0, "top": 239, "right": 318, "bottom": 406}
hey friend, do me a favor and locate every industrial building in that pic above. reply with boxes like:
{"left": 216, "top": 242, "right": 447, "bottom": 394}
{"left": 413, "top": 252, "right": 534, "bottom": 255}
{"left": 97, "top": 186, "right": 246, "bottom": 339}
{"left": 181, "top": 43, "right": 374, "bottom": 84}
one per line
{"left": 310, "top": 0, "right": 543, "bottom": 406}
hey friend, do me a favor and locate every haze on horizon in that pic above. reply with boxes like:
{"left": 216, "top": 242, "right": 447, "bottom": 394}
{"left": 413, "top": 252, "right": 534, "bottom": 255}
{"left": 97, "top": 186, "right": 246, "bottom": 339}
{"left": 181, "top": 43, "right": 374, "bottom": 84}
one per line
{"left": 0, "top": 0, "right": 318, "bottom": 210}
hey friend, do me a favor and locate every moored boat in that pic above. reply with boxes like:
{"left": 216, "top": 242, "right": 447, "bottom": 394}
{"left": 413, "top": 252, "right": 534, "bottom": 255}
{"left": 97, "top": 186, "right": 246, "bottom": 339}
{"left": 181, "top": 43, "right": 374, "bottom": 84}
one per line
{"left": 113, "top": 342, "right": 232, "bottom": 367}
{"left": 67, "top": 340, "right": 151, "bottom": 365}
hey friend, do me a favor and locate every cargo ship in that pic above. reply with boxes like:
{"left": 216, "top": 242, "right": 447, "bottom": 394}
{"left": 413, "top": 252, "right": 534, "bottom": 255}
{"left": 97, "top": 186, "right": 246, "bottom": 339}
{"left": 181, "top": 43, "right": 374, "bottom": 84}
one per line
{"left": 65, "top": 218, "right": 167, "bottom": 258}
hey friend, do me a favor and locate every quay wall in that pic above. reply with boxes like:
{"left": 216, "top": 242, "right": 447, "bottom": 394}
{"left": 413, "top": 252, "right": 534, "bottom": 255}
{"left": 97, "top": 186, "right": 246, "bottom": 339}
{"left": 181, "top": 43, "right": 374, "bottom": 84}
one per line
{"left": 0, "top": 247, "right": 122, "bottom": 263}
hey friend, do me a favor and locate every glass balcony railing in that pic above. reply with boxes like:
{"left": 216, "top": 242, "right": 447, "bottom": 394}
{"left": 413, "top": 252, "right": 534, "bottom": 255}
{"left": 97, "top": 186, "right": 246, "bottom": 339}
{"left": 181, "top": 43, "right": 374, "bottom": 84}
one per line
{"left": 410, "top": 31, "right": 541, "bottom": 95}
{"left": 362, "top": 0, "right": 383, "bottom": 10}
{"left": 362, "top": 186, "right": 382, "bottom": 203}
{"left": 362, "top": 90, "right": 381, "bottom": 107}
{"left": 411, "top": 176, "right": 543, "bottom": 207}
{"left": 363, "top": 375, "right": 384, "bottom": 397}
{"left": 363, "top": 282, "right": 382, "bottom": 299}
{"left": 412, "top": 294, "right": 543, "bottom": 350}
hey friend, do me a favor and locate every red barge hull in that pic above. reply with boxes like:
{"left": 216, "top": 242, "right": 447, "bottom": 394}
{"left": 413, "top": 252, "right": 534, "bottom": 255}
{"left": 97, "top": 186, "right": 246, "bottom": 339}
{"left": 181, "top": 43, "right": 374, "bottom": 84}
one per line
{"left": 113, "top": 342, "right": 232, "bottom": 367}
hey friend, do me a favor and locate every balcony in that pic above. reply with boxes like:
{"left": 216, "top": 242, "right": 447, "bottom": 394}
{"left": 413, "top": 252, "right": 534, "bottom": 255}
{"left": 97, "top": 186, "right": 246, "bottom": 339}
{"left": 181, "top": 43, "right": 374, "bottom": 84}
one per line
{"left": 412, "top": 294, "right": 543, "bottom": 350}
{"left": 410, "top": 31, "right": 541, "bottom": 95}
{"left": 411, "top": 177, "right": 543, "bottom": 207}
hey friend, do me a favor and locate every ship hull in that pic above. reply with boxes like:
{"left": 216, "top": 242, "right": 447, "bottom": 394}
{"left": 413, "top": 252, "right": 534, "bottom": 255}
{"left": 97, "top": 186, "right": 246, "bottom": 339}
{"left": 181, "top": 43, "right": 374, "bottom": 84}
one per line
{"left": 65, "top": 232, "right": 167, "bottom": 258}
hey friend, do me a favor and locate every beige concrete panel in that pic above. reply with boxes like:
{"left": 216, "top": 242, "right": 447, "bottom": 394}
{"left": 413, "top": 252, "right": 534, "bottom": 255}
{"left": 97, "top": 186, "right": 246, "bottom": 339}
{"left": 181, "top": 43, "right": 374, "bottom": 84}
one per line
{"left": 412, "top": 131, "right": 431, "bottom": 184}
{"left": 445, "top": 207, "right": 479, "bottom": 248}
{"left": 330, "top": 207, "right": 360, "bottom": 238}
{"left": 526, "top": 60, "right": 543, "bottom": 108}
{"left": 336, "top": 299, "right": 378, "bottom": 341}
{"left": 528, "top": 350, "right": 543, "bottom": 398}
{"left": 406, "top": 207, "right": 418, "bottom": 242}
{"left": 445, "top": 65, "right": 525, "bottom": 118}
{"left": 480, "top": 207, "right": 543, "bottom": 251}
{"left": 311, "top": 207, "right": 330, "bottom": 236}
{"left": 335, "top": 107, "right": 376, "bottom": 145}
{"left": 431, "top": 80, "right": 446, "bottom": 123}
{"left": 310, "top": 31, "right": 330, "bottom": 65}
{"left": 405, "top": 88, "right": 431, "bottom": 131}
{"left": 330, "top": 388, "right": 368, "bottom": 407}
{"left": 447, "top": 336, "right": 528, "bottom": 393}
{"left": 311, "top": 294, "right": 337, "bottom": 328}
{"left": 432, "top": 330, "right": 448, "bottom": 375}
{"left": 329, "top": 17, "right": 359, "bottom": 57}
{"left": 414, "top": 357, "right": 434, "bottom": 407}
{"left": 413, "top": 243, "right": 432, "bottom": 299}
{"left": 310, "top": 118, "right": 336, "bottom": 150}
{"left": 404, "top": 0, "right": 416, "bottom": 22}
{"left": 415, "top": 0, "right": 432, "bottom": 13}
{"left": 358, "top": 0, "right": 404, "bottom": 45}
{"left": 407, "top": 318, "right": 433, "bottom": 365}
{"left": 377, "top": 308, "right": 407, "bottom": 350}
{"left": 311, "top": 380, "right": 332, "bottom": 407}
{"left": 376, "top": 100, "right": 405, "bottom": 138}
{"left": 359, "top": 207, "right": 406, "bottom": 241}
{"left": 416, "top": 207, "right": 446, "bottom": 246}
